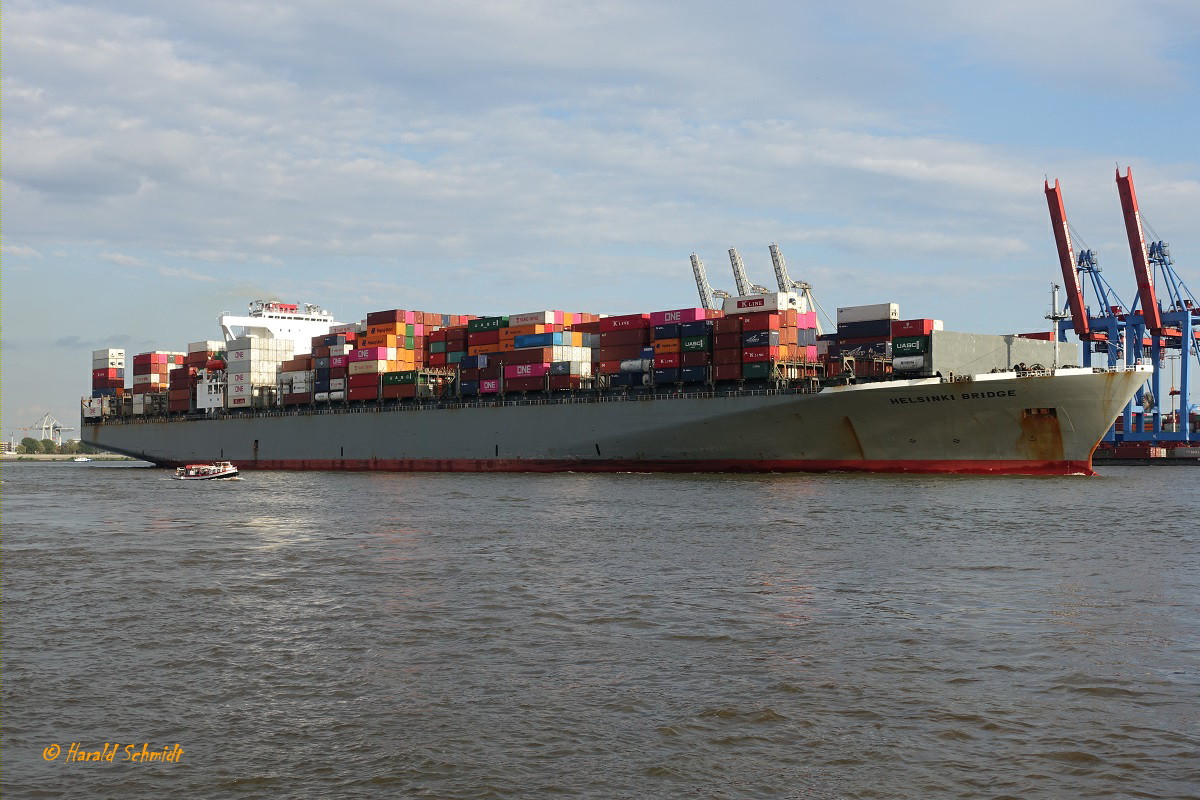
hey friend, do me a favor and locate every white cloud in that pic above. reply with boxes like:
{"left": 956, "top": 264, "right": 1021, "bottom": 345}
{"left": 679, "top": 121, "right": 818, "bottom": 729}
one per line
{"left": 98, "top": 252, "right": 149, "bottom": 267}
{"left": 2, "top": 244, "right": 43, "bottom": 258}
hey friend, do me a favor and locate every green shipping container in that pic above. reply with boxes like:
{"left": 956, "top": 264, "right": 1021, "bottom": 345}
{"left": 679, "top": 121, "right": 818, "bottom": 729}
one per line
{"left": 429, "top": 341, "right": 447, "bottom": 354}
{"left": 446, "top": 351, "right": 465, "bottom": 364}
{"left": 742, "top": 362, "right": 772, "bottom": 380}
{"left": 382, "top": 370, "right": 420, "bottom": 386}
{"left": 681, "top": 336, "right": 711, "bottom": 352}
{"left": 892, "top": 336, "right": 929, "bottom": 356}
{"left": 467, "top": 316, "right": 508, "bottom": 333}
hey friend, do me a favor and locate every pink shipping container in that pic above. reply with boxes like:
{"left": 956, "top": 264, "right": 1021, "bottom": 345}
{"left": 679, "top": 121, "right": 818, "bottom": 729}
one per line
{"left": 503, "top": 363, "right": 550, "bottom": 379}
{"left": 480, "top": 379, "right": 500, "bottom": 393}
{"left": 349, "top": 347, "right": 394, "bottom": 362}
{"left": 799, "top": 311, "right": 818, "bottom": 329}
{"left": 329, "top": 355, "right": 348, "bottom": 367}
{"left": 649, "top": 308, "right": 707, "bottom": 326}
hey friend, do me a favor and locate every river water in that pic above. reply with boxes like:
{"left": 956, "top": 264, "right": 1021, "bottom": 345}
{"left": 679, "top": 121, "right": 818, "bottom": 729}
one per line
{"left": 2, "top": 461, "right": 1198, "bottom": 799}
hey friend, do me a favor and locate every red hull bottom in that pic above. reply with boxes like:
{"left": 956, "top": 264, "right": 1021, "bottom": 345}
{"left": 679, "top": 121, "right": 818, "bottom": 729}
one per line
{"left": 166, "top": 457, "right": 1096, "bottom": 476}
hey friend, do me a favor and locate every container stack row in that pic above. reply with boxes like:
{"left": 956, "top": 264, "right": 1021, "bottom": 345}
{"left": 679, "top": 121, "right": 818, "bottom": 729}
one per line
{"left": 226, "top": 337, "right": 295, "bottom": 409}
{"left": 823, "top": 303, "right": 942, "bottom": 377}
{"left": 91, "top": 349, "right": 126, "bottom": 398}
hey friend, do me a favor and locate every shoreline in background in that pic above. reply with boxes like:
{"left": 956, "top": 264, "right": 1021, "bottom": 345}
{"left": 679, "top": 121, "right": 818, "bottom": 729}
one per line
{"left": 0, "top": 454, "right": 142, "bottom": 462}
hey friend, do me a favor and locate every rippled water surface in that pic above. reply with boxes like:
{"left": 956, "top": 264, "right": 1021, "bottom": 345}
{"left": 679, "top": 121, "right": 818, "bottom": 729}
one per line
{"left": 3, "top": 462, "right": 1198, "bottom": 799}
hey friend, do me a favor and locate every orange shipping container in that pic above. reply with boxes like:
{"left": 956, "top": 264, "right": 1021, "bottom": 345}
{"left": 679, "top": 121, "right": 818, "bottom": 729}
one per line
{"left": 652, "top": 339, "right": 681, "bottom": 354}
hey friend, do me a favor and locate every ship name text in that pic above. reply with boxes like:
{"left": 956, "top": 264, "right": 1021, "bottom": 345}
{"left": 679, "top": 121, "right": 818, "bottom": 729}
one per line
{"left": 890, "top": 389, "right": 1017, "bottom": 405}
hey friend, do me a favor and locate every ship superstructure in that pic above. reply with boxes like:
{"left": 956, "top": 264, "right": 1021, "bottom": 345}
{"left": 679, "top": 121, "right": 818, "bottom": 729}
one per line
{"left": 218, "top": 300, "right": 341, "bottom": 355}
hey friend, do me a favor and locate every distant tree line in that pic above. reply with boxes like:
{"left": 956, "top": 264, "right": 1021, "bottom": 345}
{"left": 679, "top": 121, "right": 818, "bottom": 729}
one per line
{"left": 15, "top": 438, "right": 101, "bottom": 455}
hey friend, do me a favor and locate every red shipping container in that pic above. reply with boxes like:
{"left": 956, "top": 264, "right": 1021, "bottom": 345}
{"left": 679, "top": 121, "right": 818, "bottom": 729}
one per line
{"left": 714, "top": 317, "right": 743, "bottom": 335}
{"left": 741, "top": 312, "right": 782, "bottom": 331}
{"left": 468, "top": 330, "right": 501, "bottom": 346}
{"left": 460, "top": 368, "right": 480, "bottom": 381}
{"left": 714, "top": 349, "right": 742, "bottom": 365}
{"left": 599, "top": 313, "right": 651, "bottom": 332}
{"left": 681, "top": 351, "right": 712, "bottom": 366}
{"left": 479, "top": 365, "right": 501, "bottom": 379}
{"left": 168, "top": 388, "right": 191, "bottom": 402}
{"left": 329, "top": 366, "right": 348, "bottom": 379}
{"left": 282, "top": 392, "right": 312, "bottom": 405}
{"left": 348, "top": 386, "right": 380, "bottom": 401}
{"left": 599, "top": 328, "right": 650, "bottom": 347}
{"left": 313, "top": 345, "right": 332, "bottom": 358}
{"left": 597, "top": 344, "right": 645, "bottom": 361}
{"left": 428, "top": 352, "right": 447, "bottom": 366}
{"left": 132, "top": 353, "right": 153, "bottom": 366}
{"left": 382, "top": 384, "right": 417, "bottom": 399}
{"left": 505, "top": 376, "right": 545, "bottom": 392}
{"left": 892, "top": 318, "right": 935, "bottom": 337}
{"left": 168, "top": 399, "right": 190, "bottom": 413}
{"left": 366, "top": 309, "right": 404, "bottom": 325}
{"left": 348, "top": 373, "right": 379, "bottom": 388}
{"left": 714, "top": 364, "right": 742, "bottom": 381}
{"left": 714, "top": 333, "right": 742, "bottom": 350}
{"left": 548, "top": 375, "right": 583, "bottom": 390}
{"left": 742, "top": 346, "right": 780, "bottom": 362}
{"left": 654, "top": 353, "right": 681, "bottom": 368}
{"left": 92, "top": 368, "right": 120, "bottom": 381}
{"left": 598, "top": 360, "right": 623, "bottom": 374}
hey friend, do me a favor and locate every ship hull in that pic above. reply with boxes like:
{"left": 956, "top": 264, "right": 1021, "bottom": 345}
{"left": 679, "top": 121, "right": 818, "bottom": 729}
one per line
{"left": 83, "top": 368, "right": 1148, "bottom": 476}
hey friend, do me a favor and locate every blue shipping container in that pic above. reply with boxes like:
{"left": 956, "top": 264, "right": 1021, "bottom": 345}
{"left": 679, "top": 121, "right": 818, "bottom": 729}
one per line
{"left": 679, "top": 320, "right": 712, "bottom": 338}
{"left": 653, "top": 368, "right": 680, "bottom": 384}
{"left": 742, "top": 330, "right": 781, "bottom": 347}
{"left": 653, "top": 324, "right": 681, "bottom": 340}
{"left": 681, "top": 366, "right": 708, "bottom": 383}
{"left": 460, "top": 380, "right": 480, "bottom": 396}
{"left": 513, "top": 332, "right": 566, "bottom": 349}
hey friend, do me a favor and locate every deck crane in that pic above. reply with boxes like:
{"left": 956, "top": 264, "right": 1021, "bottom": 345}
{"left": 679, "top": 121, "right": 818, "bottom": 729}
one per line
{"left": 1045, "top": 179, "right": 1097, "bottom": 340}
{"left": 768, "top": 243, "right": 826, "bottom": 334}
{"left": 728, "top": 248, "right": 772, "bottom": 296}
{"left": 689, "top": 254, "right": 731, "bottom": 311}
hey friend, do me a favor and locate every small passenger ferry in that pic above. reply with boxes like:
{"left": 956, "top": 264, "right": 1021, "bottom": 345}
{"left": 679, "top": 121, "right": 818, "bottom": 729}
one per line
{"left": 173, "top": 461, "right": 239, "bottom": 481}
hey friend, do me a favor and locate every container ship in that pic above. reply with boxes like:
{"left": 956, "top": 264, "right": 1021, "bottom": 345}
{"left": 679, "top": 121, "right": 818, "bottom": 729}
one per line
{"left": 81, "top": 290, "right": 1150, "bottom": 475}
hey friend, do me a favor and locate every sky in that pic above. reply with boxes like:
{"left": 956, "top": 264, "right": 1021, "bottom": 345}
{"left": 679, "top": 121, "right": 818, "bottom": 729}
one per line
{"left": 4, "top": 0, "right": 1200, "bottom": 435}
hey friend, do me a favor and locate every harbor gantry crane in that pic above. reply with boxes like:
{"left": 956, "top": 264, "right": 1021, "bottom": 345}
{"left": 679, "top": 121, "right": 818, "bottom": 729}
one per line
{"left": 1113, "top": 167, "right": 1198, "bottom": 441}
{"left": 1046, "top": 170, "right": 1198, "bottom": 444}
{"left": 727, "top": 248, "right": 772, "bottom": 296}
{"left": 17, "top": 413, "right": 75, "bottom": 446}
{"left": 689, "top": 254, "right": 731, "bottom": 311}
{"left": 768, "top": 243, "right": 826, "bottom": 334}
{"left": 1045, "top": 179, "right": 1131, "bottom": 366}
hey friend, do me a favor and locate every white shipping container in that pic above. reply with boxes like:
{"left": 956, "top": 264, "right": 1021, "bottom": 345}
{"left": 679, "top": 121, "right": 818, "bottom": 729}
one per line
{"left": 329, "top": 378, "right": 346, "bottom": 391}
{"left": 329, "top": 323, "right": 357, "bottom": 334}
{"left": 329, "top": 344, "right": 354, "bottom": 356}
{"left": 836, "top": 303, "right": 900, "bottom": 324}
{"left": 92, "top": 348, "right": 125, "bottom": 360}
{"left": 314, "top": 392, "right": 331, "bottom": 402}
{"left": 329, "top": 390, "right": 345, "bottom": 401}
{"left": 722, "top": 292, "right": 802, "bottom": 315}
{"left": 348, "top": 360, "right": 389, "bottom": 375}
{"left": 508, "top": 311, "right": 556, "bottom": 327}
{"left": 933, "top": 319, "right": 944, "bottom": 331}
{"left": 892, "top": 355, "right": 926, "bottom": 372}
{"left": 132, "top": 373, "right": 154, "bottom": 385}
{"left": 189, "top": 340, "right": 225, "bottom": 354}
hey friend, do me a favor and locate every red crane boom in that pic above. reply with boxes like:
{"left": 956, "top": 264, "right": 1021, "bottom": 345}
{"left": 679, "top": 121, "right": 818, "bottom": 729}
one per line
{"left": 1115, "top": 167, "right": 1163, "bottom": 332}
{"left": 1044, "top": 179, "right": 1091, "bottom": 338}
